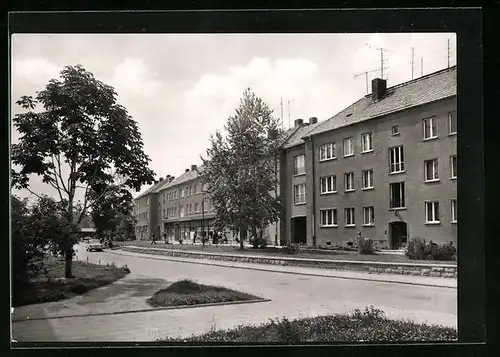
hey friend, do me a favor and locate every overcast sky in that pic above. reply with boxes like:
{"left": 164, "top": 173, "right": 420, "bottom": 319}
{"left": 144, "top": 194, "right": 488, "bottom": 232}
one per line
{"left": 11, "top": 33, "right": 456, "bottom": 202}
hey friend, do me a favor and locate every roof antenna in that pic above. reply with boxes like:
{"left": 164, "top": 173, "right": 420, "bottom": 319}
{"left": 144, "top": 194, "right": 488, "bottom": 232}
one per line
{"left": 280, "top": 98, "right": 284, "bottom": 130}
{"left": 365, "top": 43, "right": 391, "bottom": 79}
{"left": 447, "top": 38, "right": 451, "bottom": 68}
{"left": 353, "top": 68, "right": 384, "bottom": 95}
{"left": 421, "top": 57, "right": 424, "bottom": 76}
{"left": 411, "top": 47, "right": 415, "bottom": 79}
{"left": 288, "top": 100, "right": 291, "bottom": 129}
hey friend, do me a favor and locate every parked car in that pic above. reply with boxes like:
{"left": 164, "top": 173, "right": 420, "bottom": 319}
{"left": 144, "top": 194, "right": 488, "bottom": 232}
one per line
{"left": 83, "top": 236, "right": 91, "bottom": 243}
{"left": 86, "top": 239, "right": 104, "bottom": 252}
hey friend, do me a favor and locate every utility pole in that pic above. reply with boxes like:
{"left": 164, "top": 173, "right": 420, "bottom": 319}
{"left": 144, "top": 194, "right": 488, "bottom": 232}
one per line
{"left": 411, "top": 47, "right": 415, "bottom": 79}
{"left": 280, "top": 98, "right": 284, "bottom": 130}
{"left": 447, "top": 38, "right": 451, "bottom": 68}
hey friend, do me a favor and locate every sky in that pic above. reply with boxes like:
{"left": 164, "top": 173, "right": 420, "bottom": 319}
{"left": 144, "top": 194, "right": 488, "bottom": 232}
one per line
{"left": 10, "top": 33, "right": 456, "bottom": 203}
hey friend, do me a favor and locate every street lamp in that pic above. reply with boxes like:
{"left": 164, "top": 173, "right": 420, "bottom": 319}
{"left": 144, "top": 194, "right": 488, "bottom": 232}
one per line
{"left": 201, "top": 192, "right": 205, "bottom": 246}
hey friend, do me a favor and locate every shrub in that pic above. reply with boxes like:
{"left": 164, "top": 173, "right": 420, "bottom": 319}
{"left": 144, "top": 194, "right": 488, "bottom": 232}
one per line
{"left": 282, "top": 243, "right": 299, "bottom": 254}
{"left": 357, "top": 237, "right": 374, "bottom": 255}
{"left": 406, "top": 237, "right": 456, "bottom": 261}
{"left": 249, "top": 235, "right": 268, "bottom": 248}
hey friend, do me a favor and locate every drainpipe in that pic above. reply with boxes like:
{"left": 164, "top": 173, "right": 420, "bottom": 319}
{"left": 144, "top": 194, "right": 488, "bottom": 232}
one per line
{"left": 311, "top": 135, "right": 317, "bottom": 246}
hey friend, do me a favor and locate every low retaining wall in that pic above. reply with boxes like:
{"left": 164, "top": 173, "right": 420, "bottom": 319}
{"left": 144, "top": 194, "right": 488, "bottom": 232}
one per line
{"left": 120, "top": 246, "right": 457, "bottom": 279}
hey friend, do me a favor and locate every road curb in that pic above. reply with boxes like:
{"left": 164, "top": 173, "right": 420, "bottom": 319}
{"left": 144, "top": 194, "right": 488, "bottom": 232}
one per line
{"left": 109, "top": 250, "right": 456, "bottom": 289}
{"left": 12, "top": 298, "right": 271, "bottom": 323}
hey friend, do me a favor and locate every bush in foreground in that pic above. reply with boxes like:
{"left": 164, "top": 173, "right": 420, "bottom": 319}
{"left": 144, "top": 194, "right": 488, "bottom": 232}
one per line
{"left": 147, "top": 279, "right": 262, "bottom": 307}
{"left": 165, "top": 306, "right": 457, "bottom": 343}
{"left": 406, "top": 237, "right": 456, "bottom": 261}
{"left": 357, "top": 237, "right": 374, "bottom": 255}
{"left": 14, "top": 260, "right": 130, "bottom": 307}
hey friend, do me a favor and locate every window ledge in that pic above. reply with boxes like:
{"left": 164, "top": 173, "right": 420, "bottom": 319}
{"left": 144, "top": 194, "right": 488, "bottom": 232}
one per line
{"left": 422, "top": 136, "right": 439, "bottom": 142}
{"left": 294, "top": 202, "right": 306, "bottom": 206}
{"left": 389, "top": 207, "right": 407, "bottom": 211}
{"left": 345, "top": 225, "right": 356, "bottom": 228}
{"left": 344, "top": 189, "right": 356, "bottom": 193}
{"left": 320, "top": 191, "right": 338, "bottom": 195}
{"left": 450, "top": 176, "right": 457, "bottom": 180}
{"left": 361, "top": 150, "right": 374, "bottom": 154}
{"left": 389, "top": 170, "right": 406, "bottom": 175}
{"left": 424, "top": 179, "right": 440, "bottom": 183}
{"left": 448, "top": 132, "right": 457, "bottom": 137}
{"left": 451, "top": 221, "right": 457, "bottom": 224}
{"left": 361, "top": 187, "right": 374, "bottom": 191}
{"left": 344, "top": 154, "right": 355, "bottom": 158}
{"left": 319, "top": 157, "right": 337, "bottom": 163}
{"left": 320, "top": 225, "right": 338, "bottom": 228}
{"left": 362, "top": 224, "right": 375, "bottom": 227}
{"left": 391, "top": 132, "right": 400, "bottom": 136}
{"left": 425, "top": 222, "right": 441, "bottom": 225}
{"left": 293, "top": 173, "right": 306, "bottom": 177}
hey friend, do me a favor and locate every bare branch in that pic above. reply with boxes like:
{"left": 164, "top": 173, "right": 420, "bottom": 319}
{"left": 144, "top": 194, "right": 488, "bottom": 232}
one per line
{"left": 55, "top": 154, "right": 69, "bottom": 194}
{"left": 25, "top": 187, "right": 44, "bottom": 200}
{"left": 51, "top": 154, "right": 65, "bottom": 202}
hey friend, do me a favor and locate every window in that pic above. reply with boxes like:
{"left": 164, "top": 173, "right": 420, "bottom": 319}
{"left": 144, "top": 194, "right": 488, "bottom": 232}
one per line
{"left": 163, "top": 209, "right": 165, "bottom": 218}
{"left": 451, "top": 155, "right": 457, "bottom": 178}
{"left": 344, "top": 207, "right": 355, "bottom": 226}
{"left": 391, "top": 125, "right": 400, "bottom": 135}
{"left": 189, "top": 204, "right": 192, "bottom": 214}
{"left": 390, "top": 182, "right": 405, "bottom": 209}
{"left": 194, "top": 203, "right": 199, "bottom": 213}
{"left": 344, "top": 172, "right": 355, "bottom": 192}
{"left": 194, "top": 185, "right": 198, "bottom": 194}
{"left": 293, "top": 155, "right": 305, "bottom": 175}
{"left": 361, "top": 133, "right": 373, "bottom": 152}
{"left": 320, "top": 175, "right": 337, "bottom": 194}
{"left": 389, "top": 146, "right": 405, "bottom": 173}
{"left": 448, "top": 111, "right": 457, "bottom": 134}
{"left": 424, "top": 159, "right": 439, "bottom": 181}
{"left": 423, "top": 117, "right": 437, "bottom": 139}
{"left": 451, "top": 199, "right": 457, "bottom": 223}
{"left": 320, "top": 209, "right": 338, "bottom": 227}
{"left": 425, "top": 201, "right": 440, "bottom": 223}
{"left": 319, "top": 143, "right": 336, "bottom": 161}
{"left": 163, "top": 194, "right": 165, "bottom": 204}
{"left": 173, "top": 190, "right": 177, "bottom": 199}
{"left": 294, "top": 183, "right": 306, "bottom": 204}
{"left": 343, "top": 137, "right": 354, "bottom": 157}
{"left": 189, "top": 186, "right": 193, "bottom": 196}
{"left": 180, "top": 188, "right": 185, "bottom": 198}
{"left": 174, "top": 207, "right": 177, "bottom": 216}
{"left": 362, "top": 169, "right": 374, "bottom": 189}
{"left": 203, "top": 199, "right": 208, "bottom": 212}
{"left": 180, "top": 206, "right": 185, "bottom": 217}
{"left": 363, "top": 206, "right": 375, "bottom": 226}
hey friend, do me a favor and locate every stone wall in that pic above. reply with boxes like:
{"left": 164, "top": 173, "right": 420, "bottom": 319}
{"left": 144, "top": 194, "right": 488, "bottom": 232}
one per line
{"left": 120, "top": 246, "right": 457, "bottom": 279}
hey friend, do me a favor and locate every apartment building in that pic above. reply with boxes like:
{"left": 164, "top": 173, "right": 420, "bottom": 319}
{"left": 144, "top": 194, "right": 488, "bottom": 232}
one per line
{"left": 281, "top": 66, "right": 457, "bottom": 249}
{"left": 133, "top": 178, "right": 167, "bottom": 239}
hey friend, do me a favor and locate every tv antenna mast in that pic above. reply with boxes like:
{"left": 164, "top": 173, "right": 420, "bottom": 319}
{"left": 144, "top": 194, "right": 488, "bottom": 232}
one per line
{"left": 280, "top": 98, "right": 284, "bottom": 130}
{"left": 447, "top": 38, "right": 451, "bottom": 68}
{"left": 365, "top": 43, "right": 391, "bottom": 79}
{"left": 287, "top": 100, "right": 291, "bottom": 129}
{"left": 411, "top": 47, "right": 415, "bottom": 79}
{"left": 353, "top": 68, "right": 384, "bottom": 95}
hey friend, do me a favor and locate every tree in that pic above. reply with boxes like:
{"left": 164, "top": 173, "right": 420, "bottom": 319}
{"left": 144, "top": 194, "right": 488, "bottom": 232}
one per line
{"left": 90, "top": 183, "right": 135, "bottom": 242}
{"left": 11, "top": 65, "right": 155, "bottom": 277}
{"left": 200, "top": 88, "right": 284, "bottom": 250}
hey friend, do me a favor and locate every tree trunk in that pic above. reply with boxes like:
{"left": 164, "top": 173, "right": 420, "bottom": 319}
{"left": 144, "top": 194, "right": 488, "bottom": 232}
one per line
{"left": 239, "top": 224, "right": 247, "bottom": 250}
{"left": 64, "top": 246, "right": 73, "bottom": 278}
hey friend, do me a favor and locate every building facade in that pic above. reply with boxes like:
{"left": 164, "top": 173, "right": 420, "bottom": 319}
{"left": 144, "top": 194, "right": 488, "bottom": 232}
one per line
{"left": 281, "top": 66, "right": 457, "bottom": 249}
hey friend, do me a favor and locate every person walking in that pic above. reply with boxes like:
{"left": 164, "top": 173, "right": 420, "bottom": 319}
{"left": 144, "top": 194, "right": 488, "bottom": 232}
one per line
{"left": 151, "top": 233, "right": 157, "bottom": 245}
{"left": 163, "top": 232, "right": 168, "bottom": 244}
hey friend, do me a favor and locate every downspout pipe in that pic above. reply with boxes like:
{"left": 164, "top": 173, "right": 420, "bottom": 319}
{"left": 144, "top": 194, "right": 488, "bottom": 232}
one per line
{"left": 311, "top": 135, "right": 317, "bottom": 246}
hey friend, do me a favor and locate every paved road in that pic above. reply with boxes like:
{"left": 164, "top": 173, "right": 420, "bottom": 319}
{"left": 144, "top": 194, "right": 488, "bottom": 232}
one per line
{"left": 12, "top": 244, "right": 457, "bottom": 342}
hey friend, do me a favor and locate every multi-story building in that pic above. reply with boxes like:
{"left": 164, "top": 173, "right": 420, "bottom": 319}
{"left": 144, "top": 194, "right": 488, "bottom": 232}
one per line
{"left": 281, "top": 66, "right": 457, "bottom": 249}
{"left": 133, "top": 178, "right": 169, "bottom": 240}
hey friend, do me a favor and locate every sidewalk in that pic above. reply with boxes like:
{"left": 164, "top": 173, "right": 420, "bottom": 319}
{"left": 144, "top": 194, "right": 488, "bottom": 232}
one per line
{"left": 110, "top": 249, "right": 456, "bottom": 289}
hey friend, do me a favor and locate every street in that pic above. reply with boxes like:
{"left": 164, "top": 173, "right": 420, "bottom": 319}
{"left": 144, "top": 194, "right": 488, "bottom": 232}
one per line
{"left": 12, "top": 244, "right": 457, "bottom": 342}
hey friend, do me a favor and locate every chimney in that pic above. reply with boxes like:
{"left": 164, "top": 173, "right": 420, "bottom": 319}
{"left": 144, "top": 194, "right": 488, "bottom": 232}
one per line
{"left": 159, "top": 177, "right": 164, "bottom": 182}
{"left": 372, "top": 78, "right": 387, "bottom": 102}
{"left": 294, "top": 118, "right": 304, "bottom": 127}
{"left": 185, "top": 168, "right": 190, "bottom": 172}
{"left": 166, "top": 174, "right": 170, "bottom": 179}
{"left": 309, "top": 117, "right": 318, "bottom": 125}
{"left": 191, "top": 164, "right": 197, "bottom": 171}
{"left": 170, "top": 176, "right": 175, "bottom": 181}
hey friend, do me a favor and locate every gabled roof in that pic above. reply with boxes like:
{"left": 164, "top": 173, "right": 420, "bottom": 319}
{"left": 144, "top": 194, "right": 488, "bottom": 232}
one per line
{"left": 304, "top": 66, "right": 457, "bottom": 138}
{"left": 134, "top": 180, "right": 166, "bottom": 200}
{"left": 282, "top": 121, "right": 322, "bottom": 149}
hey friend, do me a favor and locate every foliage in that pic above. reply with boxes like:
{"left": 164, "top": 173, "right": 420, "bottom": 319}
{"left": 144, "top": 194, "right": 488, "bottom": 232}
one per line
{"left": 282, "top": 243, "right": 299, "bottom": 255}
{"left": 357, "top": 237, "right": 374, "bottom": 255}
{"left": 405, "top": 237, "right": 457, "bottom": 261}
{"left": 249, "top": 234, "right": 268, "bottom": 249}
{"left": 11, "top": 196, "right": 49, "bottom": 305}
{"left": 200, "top": 88, "right": 285, "bottom": 249}
{"left": 13, "top": 260, "right": 130, "bottom": 307}
{"left": 146, "top": 279, "right": 260, "bottom": 307}
{"left": 168, "top": 306, "right": 457, "bottom": 343}
{"left": 11, "top": 65, "right": 155, "bottom": 277}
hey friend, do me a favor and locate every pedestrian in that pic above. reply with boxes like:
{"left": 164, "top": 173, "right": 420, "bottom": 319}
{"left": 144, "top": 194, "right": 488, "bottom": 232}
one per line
{"left": 164, "top": 232, "right": 167, "bottom": 244}
{"left": 151, "top": 233, "right": 157, "bottom": 245}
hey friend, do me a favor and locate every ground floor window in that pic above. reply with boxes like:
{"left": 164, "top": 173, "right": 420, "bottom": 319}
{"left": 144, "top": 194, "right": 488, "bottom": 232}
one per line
{"left": 344, "top": 207, "right": 355, "bottom": 227}
{"left": 362, "top": 206, "right": 375, "bottom": 226}
{"left": 451, "top": 199, "right": 457, "bottom": 223}
{"left": 320, "top": 209, "right": 338, "bottom": 227}
{"left": 425, "top": 201, "right": 440, "bottom": 224}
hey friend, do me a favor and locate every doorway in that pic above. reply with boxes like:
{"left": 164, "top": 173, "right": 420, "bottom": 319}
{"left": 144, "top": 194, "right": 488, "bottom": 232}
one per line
{"left": 291, "top": 216, "right": 307, "bottom": 244}
{"left": 389, "top": 221, "right": 408, "bottom": 249}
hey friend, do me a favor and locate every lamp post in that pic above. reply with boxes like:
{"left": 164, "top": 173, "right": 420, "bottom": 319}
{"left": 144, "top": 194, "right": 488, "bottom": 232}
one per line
{"left": 201, "top": 192, "right": 205, "bottom": 246}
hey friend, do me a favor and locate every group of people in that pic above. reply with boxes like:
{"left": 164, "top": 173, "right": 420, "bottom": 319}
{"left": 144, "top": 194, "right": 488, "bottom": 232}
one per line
{"left": 149, "top": 230, "right": 229, "bottom": 245}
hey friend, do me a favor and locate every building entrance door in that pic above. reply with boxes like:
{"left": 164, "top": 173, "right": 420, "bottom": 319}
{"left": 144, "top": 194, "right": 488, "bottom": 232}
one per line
{"left": 389, "top": 221, "right": 408, "bottom": 249}
{"left": 291, "top": 216, "right": 307, "bottom": 244}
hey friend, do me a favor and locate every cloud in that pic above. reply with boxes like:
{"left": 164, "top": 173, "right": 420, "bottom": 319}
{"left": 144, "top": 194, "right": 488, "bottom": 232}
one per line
{"left": 12, "top": 57, "right": 61, "bottom": 86}
{"left": 111, "top": 58, "right": 164, "bottom": 98}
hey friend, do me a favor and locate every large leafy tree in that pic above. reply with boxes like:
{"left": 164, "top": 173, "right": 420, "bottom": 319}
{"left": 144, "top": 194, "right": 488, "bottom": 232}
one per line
{"left": 200, "top": 88, "right": 284, "bottom": 250}
{"left": 11, "top": 65, "right": 155, "bottom": 277}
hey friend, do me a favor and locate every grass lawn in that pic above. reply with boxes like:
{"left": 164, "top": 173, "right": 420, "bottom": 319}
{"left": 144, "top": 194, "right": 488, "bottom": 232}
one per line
{"left": 13, "top": 258, "right": 130, "bottom": 307}
{"left": 147, "top": 279, "right": 262, "bottom": 308}
{"left": 121, "top": 240, "right": 456, "bottom": 265}
{"left": 165, "top": 306, "right": 457, "bottom": 343}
